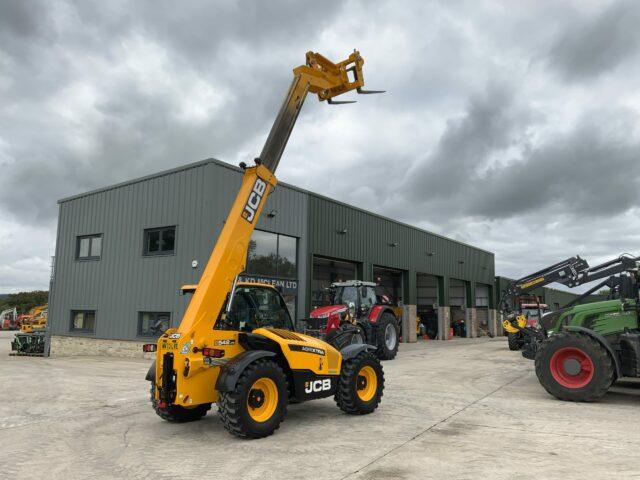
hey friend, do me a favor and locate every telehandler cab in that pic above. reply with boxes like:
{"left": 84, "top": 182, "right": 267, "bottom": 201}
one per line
{"left": 144, "top": 50, "right": 385, "bottom": 438}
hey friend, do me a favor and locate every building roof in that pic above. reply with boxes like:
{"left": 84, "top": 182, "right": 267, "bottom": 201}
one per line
{"left": 58, "top": 157, "right": 493, "bottom": 255}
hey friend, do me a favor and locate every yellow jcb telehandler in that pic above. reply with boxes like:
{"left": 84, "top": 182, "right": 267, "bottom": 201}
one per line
{"left": 144, "top": 50, "right": 385, "bottom": 438}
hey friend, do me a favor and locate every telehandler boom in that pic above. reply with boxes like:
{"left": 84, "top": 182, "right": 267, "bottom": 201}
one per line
{"left": 146, "top": 51, "right": 385, "bottom": 438}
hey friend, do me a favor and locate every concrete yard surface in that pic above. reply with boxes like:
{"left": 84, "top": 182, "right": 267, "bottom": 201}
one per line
{"left": 0, "top": 330, "right": 639, "bottom": 480}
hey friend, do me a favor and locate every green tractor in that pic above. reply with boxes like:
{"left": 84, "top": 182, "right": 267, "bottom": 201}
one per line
{"left": 502, "top": 254, "right": 640, "bottom": 402}
{"left": 535, "top": 296, "right": 639, "bottom": 402}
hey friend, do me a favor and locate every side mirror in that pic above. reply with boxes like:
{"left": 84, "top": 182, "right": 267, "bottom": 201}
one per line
{"left": 348, "top": 301, "right": 356, "bottom": 317}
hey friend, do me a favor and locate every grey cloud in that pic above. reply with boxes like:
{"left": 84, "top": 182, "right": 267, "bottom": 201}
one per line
{"left": 548, "top": 0, "right": 640, "bottom": 80}
{"left": 475, "top": 122, "right": 640, "bottom": 218}
{"left": 0, "top": 0, "right": 344, "bottom": 223}
{"left": 3, "top": 0, "right": 640, "bottom": 290}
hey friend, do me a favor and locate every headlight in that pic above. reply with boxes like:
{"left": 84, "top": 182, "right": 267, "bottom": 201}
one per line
{"left": 314, "top": 312, "right": 330, "bottom": 319}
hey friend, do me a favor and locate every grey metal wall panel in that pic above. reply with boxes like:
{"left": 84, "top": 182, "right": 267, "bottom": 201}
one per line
{"left": 50, "top": 156, "right": 493, "bottom": 341}
{"left": 50, "top": 160, "right": 308, "bottom": 340}
{"left": 307, "top": 195, "right": 495, "bottom": 311}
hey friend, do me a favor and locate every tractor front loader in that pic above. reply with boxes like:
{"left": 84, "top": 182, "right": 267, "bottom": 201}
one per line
{"left": 502, "top": 254, "right": 640, "bottom": 402}
{"left": 144, "top": 50, "right": 386, "bottom": 439}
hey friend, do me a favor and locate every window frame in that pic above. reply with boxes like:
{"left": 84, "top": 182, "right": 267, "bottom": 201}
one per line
{"left": 143, "top": 226, "right": 176, "bottom": 257}
{"left": 75, "top": 234, "right": 103, "bottom": 261}
{"left": 137, "top": 311, "right": 171, "bottom": 337}
{"left": 70, "top": 310, "right": 96, "bottom": 334}
{"left": 245, "top": 230, "right": 298, "bottom": 279}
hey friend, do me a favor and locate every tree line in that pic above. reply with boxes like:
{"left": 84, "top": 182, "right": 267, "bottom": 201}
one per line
{"left": 0, "top": 291, "right": 49, "bottom": 314}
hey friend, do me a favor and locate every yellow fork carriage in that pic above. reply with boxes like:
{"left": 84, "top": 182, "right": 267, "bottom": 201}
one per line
{"left": 144, "top": 50, "right": 385, "bottom": 438}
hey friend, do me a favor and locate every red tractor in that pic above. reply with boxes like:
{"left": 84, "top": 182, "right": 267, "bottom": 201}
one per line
{"left": 305, "top": 280, "right": 401, "bottom": 360}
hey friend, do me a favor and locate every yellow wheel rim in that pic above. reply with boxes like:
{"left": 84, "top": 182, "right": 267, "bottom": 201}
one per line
{"left": 247, "top": 377, "right": 278, "bottom": 423}
{"left": 356, "top": 366, "right": 377, "bottom": 402}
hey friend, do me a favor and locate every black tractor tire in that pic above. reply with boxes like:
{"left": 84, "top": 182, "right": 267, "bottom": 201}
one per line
{"left": 375, "top": 312, "right": 400, "bottom": 360}
{"left": 508, "top": 333, "right": 522, "bottom": 351}
{"left": 335, "top": 350, "right": 384, "bottom": 414}
{"left": 535, "top": 331, "right": 614, "bottom": 402}
{"left": 218, "top": 358, "right": 288, "bottom": 439}
{"left": 326, "top": 324, "right": 365, "bottom": 350}
{"left": 351, "top": 325, "right": 366, "bottom": 345}
{"left": 150, "top": 382, "right": 211, "bottom": 422}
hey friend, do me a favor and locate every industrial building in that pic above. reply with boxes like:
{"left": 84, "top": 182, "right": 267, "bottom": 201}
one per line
{"left": 48, "top": 158, "right": 498, "bottom": 356}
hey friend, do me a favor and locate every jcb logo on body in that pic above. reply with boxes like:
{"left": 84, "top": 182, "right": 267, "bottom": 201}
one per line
{"left": 305, "top": 379, "right": 331, "bottom": 394}
{"left": 242, "top": 178, "right": 267, "bottom": 223}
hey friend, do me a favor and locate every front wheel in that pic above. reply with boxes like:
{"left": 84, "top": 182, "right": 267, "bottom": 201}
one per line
{"left": 375, "top": 312, "right": 399, "bottom": 360}
{"left": 508, "top": 333, "right": 522, "bottom": 351}
{"left": 335, "top": 351, "right": 384, "bottom": 414}
{"left": 218, "top": 358, "right": 288, "bottom": 439}
{"left": 535, "top": 332, "right": 614, "bottom": 402}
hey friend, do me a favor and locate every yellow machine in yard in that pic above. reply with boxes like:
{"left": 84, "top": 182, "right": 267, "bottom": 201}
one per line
{"left": 144, "top": 50, "right": 385, "bottom": 438}
{"left": 19, "top": 305, "right": 48, "bottom": 333}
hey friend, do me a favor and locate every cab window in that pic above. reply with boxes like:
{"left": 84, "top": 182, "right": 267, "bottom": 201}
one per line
{"left": 361, "top": 287, "right": 377, "bottom": 309}
{"left": 334, "top": 286, "right": 358, "bottom": 307}
{"left": 216, "top": 286, "right": 294, "bottom": 332}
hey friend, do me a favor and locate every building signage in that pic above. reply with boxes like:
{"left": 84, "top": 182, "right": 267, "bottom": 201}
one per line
{"left": 238, "top": 274, "right": 298, "bottom": 295}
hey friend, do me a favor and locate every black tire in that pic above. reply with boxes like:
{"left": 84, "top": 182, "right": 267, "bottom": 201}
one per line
{"left": 335, "top": 351, "right": 384, "bottom": 414}
{"left": 508, "top": 333, "right": 522, "bottom": 351}
{"left": 150, "top": 382, "right": 211, "bottom": 422}
{"left": 535, "top": 332, "right": 614, "bottom": 402}
{"left": 218, "top": 358, "right": 288, "bottom": 439}
{"left": 351, "top": 325, "right": 366, "bottom": 345}
{"left": 326, "top": 324, "right": 365, "bottom": 350}
{"left": 375, "top": 312, "right": 399, "bottom": 360}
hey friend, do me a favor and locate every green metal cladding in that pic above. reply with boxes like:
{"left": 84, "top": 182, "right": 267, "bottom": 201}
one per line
{"left": 306, "top": 194, "right": 496, "bottom": 312}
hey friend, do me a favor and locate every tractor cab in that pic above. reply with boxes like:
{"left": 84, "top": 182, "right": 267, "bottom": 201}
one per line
{"left": 520, "top": 303, "right": 550, "bottom": 328}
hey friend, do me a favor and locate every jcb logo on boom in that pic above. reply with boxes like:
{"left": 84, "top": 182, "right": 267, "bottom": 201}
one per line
{"left": 305, "top": 379, "right": 332, "bottom": 394}
{"left": 242, "top": 178, "right": 267, "bottom": 223}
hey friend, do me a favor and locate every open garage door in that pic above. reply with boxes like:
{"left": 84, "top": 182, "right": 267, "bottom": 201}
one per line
{"left": 312, "top": 256, "right": 357, "bottom": 309}
{"left": 475, "top": 283, "right": 490, "bottom": 337}
{"left": 449, "top": 278, "right": 466, "bottom": 337}
{"left": 417, "top": 273, "right": 438, "bottom": 339}
{"left": 373, "top": 266, "right": 404, "bottom": 306}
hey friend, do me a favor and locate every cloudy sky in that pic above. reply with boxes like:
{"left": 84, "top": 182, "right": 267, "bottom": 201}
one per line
{"left": 1, "top": 0, "right": 640, "bottom": 293}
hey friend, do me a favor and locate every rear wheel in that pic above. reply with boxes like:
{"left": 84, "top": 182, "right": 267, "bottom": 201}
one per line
{"left": 375, "top": 312, "right": 399, "bottom": 360}
{"left": 150, "top": 383, "right": 211, "bottom": 422}
{"left": 335, "top": 351, "right": 384, "bottom": 414}
{"left": 218, "top": 358, "right": 288, "bottom": 439}
{"left": 535, "top": 332, "right": 614, "bottom": 402}
{"left": 508, "top": 333, "right": 522, "bottom": 351}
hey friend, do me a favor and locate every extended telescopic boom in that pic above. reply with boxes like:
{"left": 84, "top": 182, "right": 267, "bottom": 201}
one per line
{"left": 176, "top": 51, "right": 382, "bottom": 336}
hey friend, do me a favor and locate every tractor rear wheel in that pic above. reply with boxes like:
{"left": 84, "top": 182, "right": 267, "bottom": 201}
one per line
{"left": 508, "top": 333, "right": 522, "bottom": 351}
{"left": 375, "top": 312, "right": 399, "bottom": 360}
{"left": 218, "top": 358, "right": 288, "bottom": 439}
{"left": 335, "top": 351, "right": 384, "bottom": 414}
{"left": 150, "top": 383, "right": 211, "bottom": 422}
{"left": 535, "top": 332, "right": 614, "bottom": 402}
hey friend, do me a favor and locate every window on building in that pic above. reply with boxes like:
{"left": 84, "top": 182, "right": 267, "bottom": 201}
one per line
{"left": 143, "top": 226, "right": 176, "bottom": 256}
{"left": 311, "top": 256, "right": 358, "bottom": 308}
{"left": 76, "top": 234, "right": 102, "bottom": 260}
{"left": 71, "top": 310, "right": 96, "bottom": 333}
{"left": 138, "top": 312, "right": 171, "bottom": 336}
{"left": 245, "top": 230, "right": 297, "bottom": 278}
